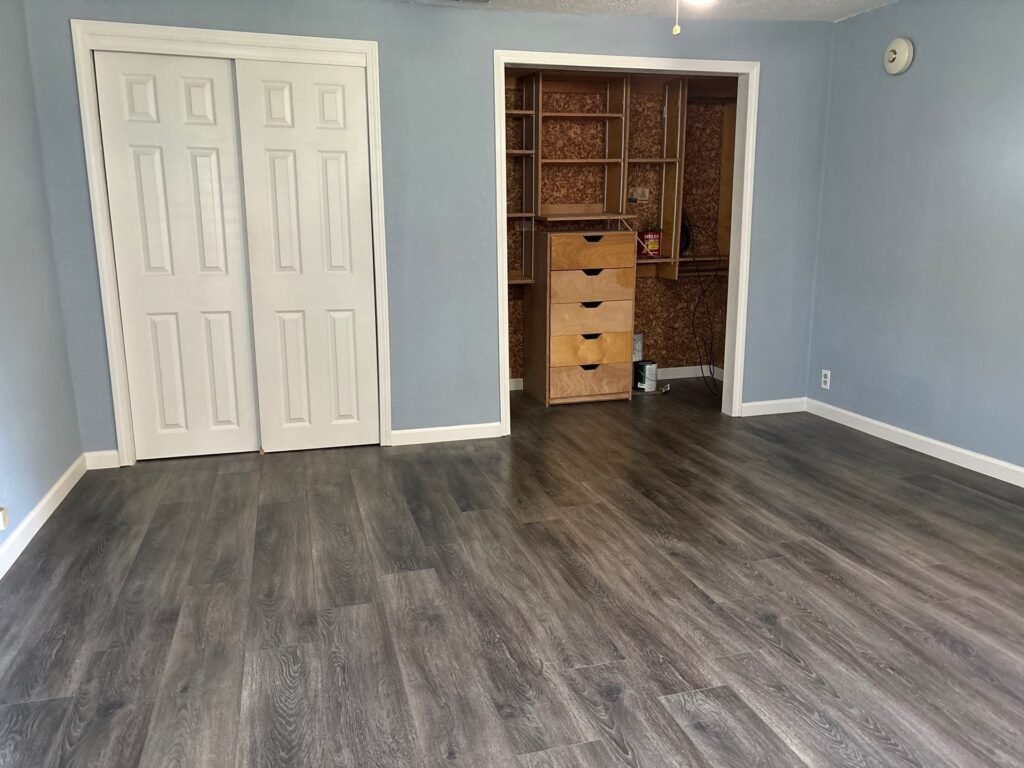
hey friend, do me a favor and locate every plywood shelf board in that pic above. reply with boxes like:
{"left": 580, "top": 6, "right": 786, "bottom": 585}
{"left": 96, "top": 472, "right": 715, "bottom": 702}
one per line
{"left": 508, "top": 272, "right": 535, "bottom": 285}
{"left": 538, "top": 213, "right": 638, "bottom": 222}
{"left": 541, "top": 158, "right": 622, "bottom": 165}
{"left": 542, "top": 112, "right": 624, "bottom": 119}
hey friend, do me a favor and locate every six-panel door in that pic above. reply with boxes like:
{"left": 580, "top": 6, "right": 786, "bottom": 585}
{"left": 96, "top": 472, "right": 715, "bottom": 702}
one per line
{"left": 235, "top": 60, "right": 380, "bottom": 452}
{"left": 95, "top": 52, "right": 260, "bottom": 459}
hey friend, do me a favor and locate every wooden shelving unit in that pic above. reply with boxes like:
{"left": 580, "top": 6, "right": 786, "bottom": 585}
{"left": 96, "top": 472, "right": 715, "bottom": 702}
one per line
{"left": 537, "top": 72, "right": 630, "bottom": 224}
{"left": 626, "top": 76, "right": 688, "bottom": 280}
{"left": 505, "top": 70, "right": 540, "bottom": 284}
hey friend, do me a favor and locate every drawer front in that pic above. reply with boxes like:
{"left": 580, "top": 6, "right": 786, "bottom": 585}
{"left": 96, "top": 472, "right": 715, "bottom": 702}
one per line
{"left": 550, "top": 300, "right": 633, "bottom": 336}
{"left": 549, "top": 232, "right": 635, "bottom": 270}
{"left": 550, "top": 268, "right": 635, "bottom": 303}
{"left": 549, "top": 363, "right": 632, "bottom": 400}
{"left": 550, "top": 332, "right": 632, "bottom": 367}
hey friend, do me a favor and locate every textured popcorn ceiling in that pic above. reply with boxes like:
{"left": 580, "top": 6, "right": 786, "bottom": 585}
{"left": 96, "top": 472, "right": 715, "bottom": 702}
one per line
{"left": 410, "top": 0, "right": 897, "bottom": 22}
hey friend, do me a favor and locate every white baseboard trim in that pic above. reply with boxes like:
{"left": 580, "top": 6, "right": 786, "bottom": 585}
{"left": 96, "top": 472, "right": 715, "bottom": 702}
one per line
{"left": 389, "top": 421, "right": 504, "bottom": 447}
{"left": 0, "top": 455, "right": 87, "bottom": 581}
{"left": 84, "top": 450, "right": 120, "bottom": 470}
{"left": 741, "top": 396, "right": 1024, "bottom": 488}
{"left": 741, "top": 397, "right": 808, "bottom": 417}
{"left": 805, "top": 399, "right": 1024, "bottom": 489}
{"left": 658, "top": 366, "right": 725, "bottom": 381}
{"left": 510, "top": 378, "right": 523, "bottom": 391}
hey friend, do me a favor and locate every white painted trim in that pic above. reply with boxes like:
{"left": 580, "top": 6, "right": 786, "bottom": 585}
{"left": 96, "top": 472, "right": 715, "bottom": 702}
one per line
{"left": 0, "top": 456, "right": 87, "bottom": 581}
{"left": 806, "top": 400, "right": 1024, "bottom": 489}
{"left": 493, "top": 51, "right": 760, "bottom": 435}
{"left": 510, "top": 378, "right": 524, "bottom": 391}
{"left": 84, "top": 450, "right": 120, "bottom": 470}
{"left": 71, "top": 20, "right": 392, "bottom": 460}
{"left": 658, "top": 366, "right": 725, "bottom": 381}
{"left": 390, "top": 422, "right": 504, "bottom": 447}
{"left": 740, "top": 397, "right": 809, "bottom": 417}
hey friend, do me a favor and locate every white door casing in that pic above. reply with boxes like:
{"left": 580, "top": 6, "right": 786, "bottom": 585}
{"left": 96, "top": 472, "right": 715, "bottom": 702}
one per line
{"left": 235, "top": 59, "right": 380, "bottom": 451}
{"left": 95, "top": 52, "right": 259, "bottom": 459}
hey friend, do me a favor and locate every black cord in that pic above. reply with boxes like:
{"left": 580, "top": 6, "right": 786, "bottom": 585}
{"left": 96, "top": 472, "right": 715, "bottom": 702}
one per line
{"left": 680, "top": 212, "right": 722, "bottom": 397}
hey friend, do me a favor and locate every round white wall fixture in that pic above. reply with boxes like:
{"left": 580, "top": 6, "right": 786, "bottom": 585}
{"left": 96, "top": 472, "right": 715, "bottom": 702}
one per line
{"left": 885, "top": 37, "right": 914, "bottom": 75}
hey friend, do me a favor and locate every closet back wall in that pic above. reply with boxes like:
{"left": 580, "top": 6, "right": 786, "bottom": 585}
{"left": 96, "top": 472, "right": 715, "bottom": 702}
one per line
{"left": 24, "top": 0, "right": 832, "bottom": 445}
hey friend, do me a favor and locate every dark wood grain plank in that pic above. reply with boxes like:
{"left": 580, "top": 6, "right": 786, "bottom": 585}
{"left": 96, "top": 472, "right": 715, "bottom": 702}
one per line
{"left": 351, "top": 468, "right": 431, "bottom": 575}
{"left": 516, "top": 740, "right": 620, "bottom": 768}
{"left": 257, "top": 451, "right": 306, "bottom": 505}
{"left": 98, "top": 501, "right": 205, "bottom": 651}
{"left": 314, "top": 603, "right": 418, "bottom": 767}
{"left": 236, "top": 644, "right": 321, "bottom": 768}
{"left": 138, "top": 579, "right": 249, "bottom": 768}
{"left": 0, "top": 698, "right": 69, "bottom": 768}
{"left": 306, "top": 482, "right": 376, "bottom": 607}
{"left": 247, "top": 502, "right": 318, "bottom": 650}
{"left": 0, "top": 472, "right": 169, "bottom": 705}
{"left": 661, "top": 685, "right": 808, "bottom": 768}
{"left": 380, "top": 569, "right": 516, "bottom": 767}
{"left": 558, "top": 660, "right": 712, "bottom": 768}
{"left": 55, "top": 646, "right": 161, "bottom": 768}
{"left": 188, "top": 471, "right": 260, "bottom": 587}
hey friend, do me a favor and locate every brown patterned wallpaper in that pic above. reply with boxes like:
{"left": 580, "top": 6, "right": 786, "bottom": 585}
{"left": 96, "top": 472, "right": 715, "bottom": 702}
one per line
{"left": 541, "top": 119, "right": 606, "bottom": 159}
{"left": 628, "top": 92, "right": 665, "bottom": 159}
{"left": 541, "top": 90, "right": 606, "bottom": 114}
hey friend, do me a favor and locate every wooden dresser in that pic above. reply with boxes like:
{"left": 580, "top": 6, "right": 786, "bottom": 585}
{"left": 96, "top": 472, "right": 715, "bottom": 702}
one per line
{"left": 524, "top": 231, "right": 636, "bottom": 405}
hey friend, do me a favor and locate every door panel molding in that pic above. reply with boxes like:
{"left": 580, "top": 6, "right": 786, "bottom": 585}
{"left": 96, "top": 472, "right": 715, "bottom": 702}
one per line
{"left": 73, "top": 20, "right": 393, "bottom": 464}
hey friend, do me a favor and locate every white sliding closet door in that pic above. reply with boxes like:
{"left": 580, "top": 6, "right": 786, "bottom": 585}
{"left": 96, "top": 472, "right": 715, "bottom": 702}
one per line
{"left": 95, "top": 52, "right": 259, "bottom": 459}
{"left": 235, "top": 60, "right": 380, "bottom": 452}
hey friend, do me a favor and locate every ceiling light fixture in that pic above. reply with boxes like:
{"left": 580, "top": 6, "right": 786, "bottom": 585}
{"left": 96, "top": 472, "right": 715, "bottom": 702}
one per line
{"left": 673, "top": 0, "right": 719, "bottom": 35}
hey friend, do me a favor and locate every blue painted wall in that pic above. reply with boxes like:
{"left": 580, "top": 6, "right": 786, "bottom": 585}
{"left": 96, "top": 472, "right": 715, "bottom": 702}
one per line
{"left": 811, "top": 0, "right": 1024, "bottom": 466}
{"left": 0, "top": 0, "right": 82, "bottom": 546}
{"left": 23, "top": 0, "right": 832, "bottom": 445}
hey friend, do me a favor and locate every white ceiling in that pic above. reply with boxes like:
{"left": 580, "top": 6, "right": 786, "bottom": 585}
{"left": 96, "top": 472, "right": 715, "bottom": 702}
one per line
{"left": 411, "top": 0, "right": 897, "bottom": 22}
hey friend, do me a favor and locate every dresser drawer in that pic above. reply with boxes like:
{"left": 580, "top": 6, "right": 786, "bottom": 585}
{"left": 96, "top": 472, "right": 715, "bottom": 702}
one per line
{"left": 550, "top": 300, "right": 633, "bottom": 336}
{"left": 549, "top": 232, "right": 635, "bottom": 270}
{"left": 550, "top": 268, "right": 635, "bottom": 303}
{"left": 549, "top": 363, "right": 632, "bottom": 400}
{"left": 550, "top": 332, "right": 632, "bottom": 367}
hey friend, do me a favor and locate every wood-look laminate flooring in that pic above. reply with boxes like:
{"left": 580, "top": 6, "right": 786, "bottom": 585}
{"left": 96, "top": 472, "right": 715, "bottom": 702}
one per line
{"left": 1, "top": 380, "right": 1023, "bottom": 767}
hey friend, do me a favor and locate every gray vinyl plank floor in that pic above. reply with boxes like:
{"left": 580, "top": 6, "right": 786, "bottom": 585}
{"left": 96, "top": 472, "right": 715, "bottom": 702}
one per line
{"left": 1, "top": 380, "right": 1023, "bottom": 767}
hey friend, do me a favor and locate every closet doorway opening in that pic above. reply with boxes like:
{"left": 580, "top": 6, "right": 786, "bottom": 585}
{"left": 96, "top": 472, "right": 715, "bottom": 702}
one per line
{"left": 493, "top": 51, "right": 759, "bottom": 436}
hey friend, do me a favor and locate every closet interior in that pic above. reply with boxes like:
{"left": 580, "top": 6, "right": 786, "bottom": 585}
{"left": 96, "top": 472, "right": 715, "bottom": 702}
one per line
{"left": 506, "top": 67, "right": 739, "bottom": 405}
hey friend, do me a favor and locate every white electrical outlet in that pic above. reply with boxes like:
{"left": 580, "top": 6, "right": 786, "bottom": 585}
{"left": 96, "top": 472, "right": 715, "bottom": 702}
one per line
{"left": 0, "top": 507, "right": 7, "bottom": 531}
{"left": 821, "top": 369, "right": 831, "bottom": 390}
